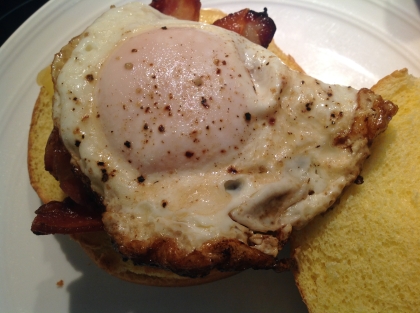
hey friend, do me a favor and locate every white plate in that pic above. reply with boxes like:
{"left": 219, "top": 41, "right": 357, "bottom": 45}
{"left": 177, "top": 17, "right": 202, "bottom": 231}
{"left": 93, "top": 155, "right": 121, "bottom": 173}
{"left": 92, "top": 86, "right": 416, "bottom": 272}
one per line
{"left": 0, "top": 0, "right": 419, "bottom": 312}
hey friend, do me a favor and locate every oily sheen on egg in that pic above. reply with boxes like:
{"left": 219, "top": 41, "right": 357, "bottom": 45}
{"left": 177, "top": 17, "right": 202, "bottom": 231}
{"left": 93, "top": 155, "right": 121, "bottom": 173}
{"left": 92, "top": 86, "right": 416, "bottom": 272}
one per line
{"left": 54, "top": 3, "right": 377, "bottom": 257}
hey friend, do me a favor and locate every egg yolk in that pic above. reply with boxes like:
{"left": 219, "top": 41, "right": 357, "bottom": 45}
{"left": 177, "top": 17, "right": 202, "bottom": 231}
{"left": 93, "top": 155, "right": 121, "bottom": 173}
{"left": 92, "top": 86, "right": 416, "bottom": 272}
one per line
{"left": 96, "top": 27, "right": 255, "bottom": 174}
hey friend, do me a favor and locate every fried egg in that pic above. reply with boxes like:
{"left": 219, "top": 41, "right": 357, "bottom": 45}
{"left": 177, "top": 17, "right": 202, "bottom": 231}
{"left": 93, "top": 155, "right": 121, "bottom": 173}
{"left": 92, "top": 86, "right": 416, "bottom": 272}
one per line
{"left": 53, "top": 2, "right": 382, "bottom": 258}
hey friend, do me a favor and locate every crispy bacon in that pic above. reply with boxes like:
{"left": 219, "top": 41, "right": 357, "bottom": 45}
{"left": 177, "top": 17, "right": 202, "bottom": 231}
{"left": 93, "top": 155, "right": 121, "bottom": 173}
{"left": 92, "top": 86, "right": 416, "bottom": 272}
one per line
{"left": 150, "top": 0, "right": 276, "bottom": 48}
{"left": 150, "top": 0, "right": 201, "bottom": 21}
{"left": 32, "top": 128, "right": 105, "bottom": 235}
{"left": 44, "top": 127, "right": 104, "bottom": 212}
{"left": 213, "top": 8, "right": 276, "bottom": 48}
{"left": 31, "top": 198, "right": 103, "bottom": 235}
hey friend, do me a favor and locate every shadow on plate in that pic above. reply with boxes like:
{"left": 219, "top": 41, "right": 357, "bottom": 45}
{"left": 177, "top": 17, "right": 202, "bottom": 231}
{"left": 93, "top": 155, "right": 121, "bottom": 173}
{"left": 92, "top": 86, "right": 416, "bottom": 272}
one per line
{"left": 49, "top": 234, "right": 308, "bottom": 313}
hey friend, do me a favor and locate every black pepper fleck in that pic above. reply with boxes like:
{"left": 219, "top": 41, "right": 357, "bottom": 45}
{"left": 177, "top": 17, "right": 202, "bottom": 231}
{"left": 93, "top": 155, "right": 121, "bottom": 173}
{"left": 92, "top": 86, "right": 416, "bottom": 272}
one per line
{"left": 124, "top": 141, "right": 131, "bottom": 148}
{"left": 101, "top": 169, "right": 109, "bottom": 182}
{"left": 244, "top": 112, "right": 251, "bottom": 121}
{"left": 228, "top": 166, "right": 238, "bottom": 174}
{"left": 85, "top": 74, "right": 94, "bottom": 82}
{"left": 354, "top": 175, "right": 364, "bottom": 185}
{"left": 75, "top": 140, "right": 81, "bottom": 147}
{"left": 185, "top": 151, "right": 194, "bottom": 158}
{"left": 201, "top": 97, "right": 209, "bottom": 108}
{"left": 137, "top": 175, "right": 145, "bottom": 183}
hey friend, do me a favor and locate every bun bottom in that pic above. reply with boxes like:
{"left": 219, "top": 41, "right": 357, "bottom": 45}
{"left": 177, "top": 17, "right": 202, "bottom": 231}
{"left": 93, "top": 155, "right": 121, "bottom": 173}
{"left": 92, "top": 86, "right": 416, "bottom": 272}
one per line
{"left": 71, "top": 232, "right": 236, "bottom": 286}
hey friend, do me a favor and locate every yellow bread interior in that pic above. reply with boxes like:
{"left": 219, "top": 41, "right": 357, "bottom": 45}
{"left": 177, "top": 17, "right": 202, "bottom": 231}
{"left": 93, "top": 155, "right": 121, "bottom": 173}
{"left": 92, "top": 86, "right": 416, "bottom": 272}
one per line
{"left": 27, "top": 8, "right": 302, "bottom": 286}
{"left": 291, "top": 69, "right": 420, "bottom": 312}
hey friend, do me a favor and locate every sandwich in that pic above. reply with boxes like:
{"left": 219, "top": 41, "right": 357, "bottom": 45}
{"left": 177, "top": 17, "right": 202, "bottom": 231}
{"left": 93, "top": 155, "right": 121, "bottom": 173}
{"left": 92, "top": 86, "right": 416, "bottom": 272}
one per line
{"left": 28, "top": 1, "right": 397, "bottom": 287}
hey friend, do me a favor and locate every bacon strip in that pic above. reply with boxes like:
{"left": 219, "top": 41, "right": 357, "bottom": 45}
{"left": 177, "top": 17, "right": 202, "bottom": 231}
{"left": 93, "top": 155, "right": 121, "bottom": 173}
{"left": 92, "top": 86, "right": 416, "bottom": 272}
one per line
{"left": 45, "top": 127, "right": 104, "bottom": 212}
{"left": 149, "top": 1, "right": 276, "bottom": 48}
{"left": 32, "top": 128, "right": 105, "bottom": 235}
{"left": 150, "top": 0, "right": 201, "bottom": 21}
{"left": 213, "top": 8, "right": 276, "bottom": 48}
{"left": 31, "top": 198, "right": 103, "bottom": 235}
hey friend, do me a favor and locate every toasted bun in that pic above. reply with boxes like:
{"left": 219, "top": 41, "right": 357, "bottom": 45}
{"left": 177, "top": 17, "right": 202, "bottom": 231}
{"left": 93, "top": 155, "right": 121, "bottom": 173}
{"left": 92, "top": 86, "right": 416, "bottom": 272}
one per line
{"left": 28, "top": 67, "right": 66, "bottom": 204}
{"left": 291, "top": 69, "right": 420, "bottom": 312}
{"left": 28, "top": 8, "right": 303, "bottom": 286}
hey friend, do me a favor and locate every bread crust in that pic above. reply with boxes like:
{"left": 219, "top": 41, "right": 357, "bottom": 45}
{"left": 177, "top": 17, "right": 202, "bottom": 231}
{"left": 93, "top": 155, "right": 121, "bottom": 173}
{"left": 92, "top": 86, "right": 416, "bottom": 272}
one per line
{"left": 28, "top": 7, "right": 303, "bottom": 286}
{"left": 28, "top": 67, "right": 66, "bottom": 204}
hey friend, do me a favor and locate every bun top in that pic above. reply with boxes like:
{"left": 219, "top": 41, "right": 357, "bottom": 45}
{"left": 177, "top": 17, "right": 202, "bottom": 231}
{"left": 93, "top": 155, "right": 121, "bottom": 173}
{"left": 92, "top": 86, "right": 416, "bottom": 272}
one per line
{"left": 292, "top": 69, "right": 420, "bottom": 312}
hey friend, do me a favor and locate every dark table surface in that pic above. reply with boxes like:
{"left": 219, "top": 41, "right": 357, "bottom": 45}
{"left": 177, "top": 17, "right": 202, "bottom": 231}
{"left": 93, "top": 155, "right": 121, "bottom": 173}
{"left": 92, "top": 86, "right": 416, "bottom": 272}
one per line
{"left": 1, "top": 0, "right": 50, "bottom": 47}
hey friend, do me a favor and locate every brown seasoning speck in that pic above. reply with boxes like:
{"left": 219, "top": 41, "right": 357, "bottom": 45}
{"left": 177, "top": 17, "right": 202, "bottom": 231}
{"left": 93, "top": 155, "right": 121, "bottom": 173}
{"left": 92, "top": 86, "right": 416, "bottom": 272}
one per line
{"left": 125, "top": 63, "right": 134, "bottom": 70}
